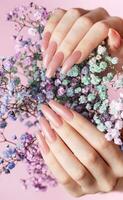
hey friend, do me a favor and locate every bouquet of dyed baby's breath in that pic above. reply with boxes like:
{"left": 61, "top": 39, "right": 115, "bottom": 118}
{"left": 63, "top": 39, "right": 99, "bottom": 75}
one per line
{"left": 0, "top": 2, "right": 123, "bottom": 191}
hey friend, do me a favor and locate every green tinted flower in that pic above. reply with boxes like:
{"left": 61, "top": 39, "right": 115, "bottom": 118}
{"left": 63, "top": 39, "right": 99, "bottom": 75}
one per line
{"left": 62, "top": 79, "right": 69, "bottom": 85}
{"left": 99, "top": 61, "right": 108, "bottom": 71}
{"left": 67, "top": 65, "right": 79, "bottom": 77}
{"left": 81, "top": 75, "right": 91, "bottom": 85}
{"left": 93, "top": 101, "right": 101, "bottom": 110}
{"left": 79, "top": 95, "right": 87, "bottom": 104}
{"left": 98, "top": 101, "right": 109, "bottom": 113}
{"left": 87, "top": 93, "right": 96, "bottom": 101}
{"left": 74, "top": 87, "right": 81, "bottom": 93}
{"left": 93, "top": 114, "right": 101, "bottom": 124}
{"left": 97, "top": 123, "right": 106, "bottom": 132}
{"left": 90, "top": 74, "right": 101, "bottom": 85}
{"left": 66, "top": 87, "right": 74, "bottom": 97}
{"left": 99, "top": 91, "right": 107, "bottom": 100}
{"left": 111, "top": 57, "right": 118, "bottom": 65}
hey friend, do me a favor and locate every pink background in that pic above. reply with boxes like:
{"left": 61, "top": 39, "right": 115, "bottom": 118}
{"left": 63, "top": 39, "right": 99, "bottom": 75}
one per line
{"left": 0, "top": 0, "right": 123, "bottom": 200}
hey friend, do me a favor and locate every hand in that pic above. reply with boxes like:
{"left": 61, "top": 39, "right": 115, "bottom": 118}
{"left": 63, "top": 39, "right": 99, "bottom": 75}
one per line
{"left": 41, "top": 7, "right": 123, "bottom": 77}
{"left": 36, "top": 100, "right": 123, "bottom": 197}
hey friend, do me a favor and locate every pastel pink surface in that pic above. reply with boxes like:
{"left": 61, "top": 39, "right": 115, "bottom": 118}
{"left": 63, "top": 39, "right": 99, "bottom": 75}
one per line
{"left": 0, "top": 0, "right": 123, "bottom": 200}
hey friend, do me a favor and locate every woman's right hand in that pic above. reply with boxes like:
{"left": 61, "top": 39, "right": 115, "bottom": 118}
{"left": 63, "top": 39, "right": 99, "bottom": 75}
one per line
{"left": 41, "top": 7, "right": 123, "bottom": 77}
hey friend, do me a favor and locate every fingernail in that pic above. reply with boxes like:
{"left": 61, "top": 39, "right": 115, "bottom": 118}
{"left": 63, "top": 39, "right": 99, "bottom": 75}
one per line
{"left": 42, "top": 31, "right": 51, "bottom": 52}
{"left": 36, "top": 132, "right": 50, "bottom": 154}
{"left": 49, "top": 100, "right": 73, "bottom": 122}
{"left": 41, "top": 104, "right": 63, "bottom": 128}
{"left": 61, "top": 51, "right": 81, "bottom": 74}
{"left": 40, "top": 117, "right": 57, "bottom": 143}
{"left": 46, "top": 52, "right": 64, "bottom": 78}
{"left": 43, "top": 41, "right": 57, "bottom": 68}
{"left": 108, "top": 28, "right": 121, "bottom": 49}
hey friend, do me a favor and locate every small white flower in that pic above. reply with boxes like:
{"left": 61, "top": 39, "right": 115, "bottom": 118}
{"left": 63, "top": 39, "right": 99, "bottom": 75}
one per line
{"left": 97, "top": 45, "right": 106, "bottom": 55}
{"left": 34, "top": 11, "right": 41, "bottom": 20}
{"left": 28, "top": 28, "right": 37, "bottom": 36}
{"left": 111, "top": 57, "right": 118, "bottom": 65}
{"left": 120, "top": 93, "right": 123, "bottom": 98}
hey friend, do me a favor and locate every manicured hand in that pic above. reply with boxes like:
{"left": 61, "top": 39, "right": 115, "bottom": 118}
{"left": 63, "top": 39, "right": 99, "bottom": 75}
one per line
{"left": 41, "top": 7, "right": 123, "bottom": 77}
{"left": 36, "top": 100, "right": 123, "bottom": 197}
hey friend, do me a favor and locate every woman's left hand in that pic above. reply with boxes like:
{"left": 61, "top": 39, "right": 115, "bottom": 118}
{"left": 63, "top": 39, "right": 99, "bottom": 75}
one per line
{"left": 36, "top": 100, "right": 123, "bottom": 197}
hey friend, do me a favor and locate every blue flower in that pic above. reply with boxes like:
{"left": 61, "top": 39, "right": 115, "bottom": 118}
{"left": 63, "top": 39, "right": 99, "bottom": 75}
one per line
{"left": 6, "top": 162, "right": 15, "bottom": 170}
{"left": 8, "top": 111, "right": 17, "bottom": 121}
{"left": 3, "top": 147, "right": 16, "bottom": 159}
{"left": 0, "top": 120, "right": 7, "bottom": 129}
{"left": 0, "top": 158, "right": 4, "bottom": 164}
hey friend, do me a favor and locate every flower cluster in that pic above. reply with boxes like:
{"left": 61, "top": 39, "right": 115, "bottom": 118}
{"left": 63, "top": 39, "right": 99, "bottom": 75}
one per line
{"left": 0, "top": 2, "right": 123, "bottom": 191}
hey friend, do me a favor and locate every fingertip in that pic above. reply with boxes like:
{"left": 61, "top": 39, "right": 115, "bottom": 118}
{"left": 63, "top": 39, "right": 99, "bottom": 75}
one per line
{"left": 108, "top": 28, "right": 121, "bottom": 50}
{"left": 46, "top": 51, "right": 64, "bottom": 78}
{"left": 61, "top": 50, "right": 81, "bottom": 74}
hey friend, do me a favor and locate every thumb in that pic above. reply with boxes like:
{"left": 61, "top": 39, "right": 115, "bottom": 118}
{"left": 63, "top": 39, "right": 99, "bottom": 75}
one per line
{"left": 108, "top": 28, "right": 122, "bottom": 52}
{"left": 108, "top": 28, "right": 123, "bottom": 72}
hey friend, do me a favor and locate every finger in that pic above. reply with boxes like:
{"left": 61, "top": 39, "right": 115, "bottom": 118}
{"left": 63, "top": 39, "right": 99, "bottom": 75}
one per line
{"left": 46, "top": 7, "right": 109, "bottom": 77}
{"left": 49, "top": 100, "right": 123, "bottom": 178}
{"left": 108, "top": 28, "right": 121, "bottom": 52}
{"left": 43, "top": 8, "right": 88, "bottom": 69}
{"left": 39, "top": 117, "right": 96, "bottom": 191}
{"left": 36, "top": 132, "right": 83, "bottom": 197}
{"left": 58, "top": 7, "right": 109, "bottom": 74}
{"left": 42, "top": 8, "right": 66, "bottom": 52}
{"left": 73, "top": 16, "right": 123, "bottom": 64}
{"left": 49, "top": 8, "right": 87, "bottom": 47}
{"left": 108, "top": 29, "right": 123, "bottom": 72}
{"left": 41, "top": 104, "right": 116, "bottom": 192}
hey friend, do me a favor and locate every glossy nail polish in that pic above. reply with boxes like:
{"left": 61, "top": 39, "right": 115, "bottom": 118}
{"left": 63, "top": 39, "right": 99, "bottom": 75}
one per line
{"left": 49, "top": 100, "right": 73, "bottom": 122}
{"left": 36, "top": 132, "right": 50, "bottom": 154}
{"left": 61, "top": 51, "right": 81, "bottom": 74}
{"left": 40, "top": 117, "right": 57, "bottom": 143}
{"left": 41, "top": 104, "right": 63, "bottom": 128}
{"left": 42, "top": 31, "right": 51, "bottom": 52}
{"left": 43, "top": 41, "right": 57, "bottom": 69}
{"left": 46, "top": 51, "right": 64, "bottom": 78}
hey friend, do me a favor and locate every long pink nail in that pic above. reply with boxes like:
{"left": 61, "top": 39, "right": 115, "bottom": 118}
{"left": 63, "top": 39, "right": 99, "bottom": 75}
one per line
{"left": 61, "top": 51, "right": 81, "bottom": 74}
{"left": 40, "top": 117, "right": 57, "bottom": 143}
{"left": 41, "top": 32, "right": 51, "bottom": 53}
{"left": 49, "top": 100, "right": 73, "bottom": 122}
{"left": 36, "top": 132, "right": 50, "bottom": 154}
{"left": 46, "top": 52, "right": 64, "bottom": 78}
{"left": 41, "top": 104, "right": 63, "bottom": 128}
{"left": 43, "top": 41, "right": 57, "bottom": 68}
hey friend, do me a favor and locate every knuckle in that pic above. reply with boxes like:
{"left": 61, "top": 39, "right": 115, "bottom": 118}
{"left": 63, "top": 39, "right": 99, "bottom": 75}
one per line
{"left": 72, "top": 192, "right": 84, "bottom": 198}
{"left": 59, "top": 176, "right": 71, "bottom": 185}
{"left": 113, "top": 16, "right": 123, "bottom": 24}
{"left": 68, "top": 8, "right": 81, "bottom": 17}
{"left": 99, "top": 139, "right": 110, "bottom": 149}
{"left": 103, "top": 181, "right": 116, "bottom": 192}
{"left": 51, "top": 30, "right": 63, "bottom": 43}
{"left": 100, "top": 177, "right": 117, "bottom": 192}
{"left": 80, "top": 16, "right": 93, "bottom": 27}
{"left": 74, "top": 168, "right": 86, "bottom": 182}
{"left": 86, "top": 153, "right": 98, "bottom": 164}
{"left": 60, "top": 39, "right": 72, "bottom": 52}
{"left": 54, "top": 8, "right": 66, "bottom": 15}
{"left": 94, "top": 21, "right": 109, "bottom": 33}
{"left": 97, "top": 7, "right": 109, "bottom": 16}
